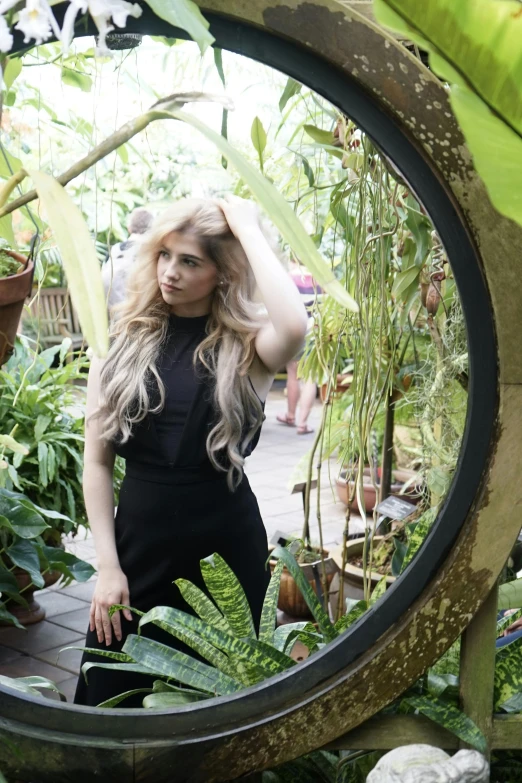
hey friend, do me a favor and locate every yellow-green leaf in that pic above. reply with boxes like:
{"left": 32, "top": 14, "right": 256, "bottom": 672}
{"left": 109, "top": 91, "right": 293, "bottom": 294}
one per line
{"left": 158, "top": 109, "right": 358, "bottom": 312}
{"left": 26, "top": 170, "right": 108, "bottom": 356}
{"left": 143, "top": 0, "right": 214, "bottom": 55}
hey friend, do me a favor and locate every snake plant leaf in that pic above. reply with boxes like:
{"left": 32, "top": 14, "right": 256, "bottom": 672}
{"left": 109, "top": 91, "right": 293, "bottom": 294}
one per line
{"left": 228, "top": 654, "right": 267, "bottom": 687}
{"left": 404, "top": 694, "right": 487, "bottom": 755}
{"left": 96, "top": 688, "right": 154, "bottom": 708}
{"left": 283, "top": 628, "right": 322, "bottom": 655}
{"left": 123, "top": 634, "right": 242, "bottom": 695}
{"left": 273, "top": 622, "right": 311, "bottom": 652}
{"left": 498, "top": 692, "right": 522, "bottom": 714}
{"left": 199, "top": 553, "right": 256, "bottom": 639}
{"left": 153, "top": 679, "right": 208, "bottom": 697}
{"left": 499, "top": 578, "right": 522, "bottom": 610}
{"left": 61, "top": 647, "right": 133, "bottom": 662}
{"left": 26, "top": 169, "right": 109, "bottom": 357}
{"left": 495, "top": 636, "right": 522, "bottom": 710}
{"left": 271, "top": 547, "right": 337, "bottom": 642}
{"left": 143, "top": 691, "right": 206, "bottom": 708}
{"left": 143, "top": 0, "right": 214, "bottom": 55}
{"left": 135, "top": 610, "right": 239, "bottom": 682}
{"left": 258, "top": 558, "right": 284, "bottom": 644}
{"left": 139, "top": 605, "right": 295, "bottom": 677}
{"left": 159, "top": 109, "right": 358, "bottom": 313}
{"left": 80, "top": 662, "right": 156, "bottom": 686}
{"left": 373, "top": 0, "right": 522, "bottom": 228}
{"left": 174, "top": 577, "right": 231, "bottom": 633}
{"left": 334, "top": 599, "right": 368, "bottom": 634}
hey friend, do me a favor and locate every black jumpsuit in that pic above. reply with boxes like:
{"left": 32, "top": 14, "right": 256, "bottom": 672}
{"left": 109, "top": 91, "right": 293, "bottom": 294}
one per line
{"left": 74, "top": 313, "right": 270, "bottom": 707}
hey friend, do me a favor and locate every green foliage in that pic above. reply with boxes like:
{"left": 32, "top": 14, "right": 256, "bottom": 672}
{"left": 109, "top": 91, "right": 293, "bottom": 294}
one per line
{"left": 144, "top": 0, "right": 215, "bottom": 54}
{"left": 373, "top": 0, "right": 522, "bottom": 228}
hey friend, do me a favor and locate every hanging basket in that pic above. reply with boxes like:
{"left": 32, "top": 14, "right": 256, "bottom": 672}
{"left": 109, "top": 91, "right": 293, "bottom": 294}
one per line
{"left": 0, "top": 250, "right": 33, "bottom": 367}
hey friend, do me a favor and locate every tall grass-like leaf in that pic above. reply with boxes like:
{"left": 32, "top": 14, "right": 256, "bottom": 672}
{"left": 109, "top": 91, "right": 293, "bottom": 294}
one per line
{"left": 373, "top": 0, "right": 522, "bottom": 227}
{"left": 0, "top": 674, "right": 65, "bottom": 701}
{"left": 404, "top": 694, "right": 487, "bottom": 754}
{"left": 61, "top": 646, "right": 133, "bottom": 662}
{"left": 271, "top": 547, "right": 337, "bottom": 642}
{"left": 143, "top": 691, "right": 205, "bottom": 708}
{"left": 174, "top": 577, "right": 231, "bottom": 633}
{"left": 139, "top": 605, "right": 295, "bottom": 676}
{"left": 272, "top": 622, "right": 311, "bottom": 652}
{"left": 200, "top": 553, "right": 256, "bottom": 638}
{"left": 251, "top": 116, "right": 267, "bottom": 172}
{"left": 258, "top": 559, "right": 283, "bottom": 644}
{"left": 27, "top": 169, "right": 109, "bottom": 357}
{"left": 160, "top": 109, "right": 358, "bottom": 312}
{"left": 335, "top": 600, "right": 367, "bottom": 634}
{"left": 143, "top": 0, "right": 214, "bottom": 54}
{"left": 81, "top": 662, "right": 156, "bottom": 686}
{"left": 400, "top": 508, "right": 437, "bottom": 574}
{"left": 279, "top": 78, "right": 302, "bottom": 113}
{"left": 123, "top": 634, "right": 242, "bottom": 695}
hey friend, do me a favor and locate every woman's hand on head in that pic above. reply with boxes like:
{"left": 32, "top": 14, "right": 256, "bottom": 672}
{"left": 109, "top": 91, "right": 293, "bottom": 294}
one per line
{"left": 217, "top": 195, "right": 260, "bottom": 239}
{"left": 90, "top": 565, "right": 133, "bottom": 646}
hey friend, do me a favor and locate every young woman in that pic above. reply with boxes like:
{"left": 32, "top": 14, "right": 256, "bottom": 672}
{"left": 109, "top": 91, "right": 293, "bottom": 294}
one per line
{"left": 73, "top": 196, "right": 308, "bottom": 707}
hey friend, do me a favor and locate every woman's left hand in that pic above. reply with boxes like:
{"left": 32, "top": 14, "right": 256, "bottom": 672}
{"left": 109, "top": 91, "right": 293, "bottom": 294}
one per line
{"left": 218, "top": 195, "right": 260, "bottom": 239}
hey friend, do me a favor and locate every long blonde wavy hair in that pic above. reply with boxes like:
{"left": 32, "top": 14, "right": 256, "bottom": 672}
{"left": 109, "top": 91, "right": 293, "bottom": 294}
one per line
{"left": 96, "top": 198, "right": 270, "bottom": 489}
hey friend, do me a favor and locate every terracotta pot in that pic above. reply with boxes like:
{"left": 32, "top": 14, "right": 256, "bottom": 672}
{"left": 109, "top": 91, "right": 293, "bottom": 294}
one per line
{"left": 320, "top": 372, "right": 353, "bottom": 404}
{"left": 1, "top": 565, "right": 62, "bottom": 627}
{"left": 335, "top": 467, "right": 422, "bottom": 512}
{"left": 0, "top": 251, "right": 33, "bottom": 366}
{"left": 269, "top": 548, "right": 338, "bottom": 619}
{"left": 329, "top": 536, "right": 396, "bottom": 613}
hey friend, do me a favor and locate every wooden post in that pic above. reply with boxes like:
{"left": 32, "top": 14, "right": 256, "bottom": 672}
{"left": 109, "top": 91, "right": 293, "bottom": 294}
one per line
{"left": 459, "top": 581, "right": 499, "bottom": 759}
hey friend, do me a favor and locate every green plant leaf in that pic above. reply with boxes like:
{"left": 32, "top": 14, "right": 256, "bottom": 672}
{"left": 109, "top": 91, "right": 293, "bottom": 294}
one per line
{"left": 495, "top": 636, "right": 522, "bottom": 710}
{"left": 142, "top": 690, "right": 205, "bottom": 708}
{"left": 251, "top": 116, "right": 267, "bottom": 172}
{"left": 392, "top": 266, "right": 420, "bottom": 299}
{"left": 6, "top": 539, "right": 44, "bottom": 588}
{"left": 96, "top": 688, "right": 153, "bottom": 708}
{"left": 0, "top": 149, "right": 21, "bottom": 179}
{"left": 159, "top": 109, "right": 358, "bottom": 312}
{"left": 123, "top": 634, "right": 241, "bottom": 695}
{"left": 37, "top": 442, "right": 48, "bottom": 487}
{"left": 27, "top": 169, "right": 109, "bottom": 357}
{"left": 400, "top": 507, "right": 438, "bottom": 573}
{"left": 61, "top": 646, "right": 133, "bottom": 662}
{"left": 143, "top": 0, "right": 215, "bottom": 54}
{"left": 0, "top": 435, "right": 28, "bottom": 454}
{"left": 499, "top": 578, "right": 522, "bottom": 610}
{"left": 369, "top": 576, "right": 388, "bottom": 606}
{"left": 139, "top": 605, "right": 295, "bottom": 677}
{"left": 334, "top": 599, "right": 368, "bottom": 634}
{"left": 0, "top": 674, "right": 65, "bottom": 701}
{"left": 174, "top": 577, "right": 231, "bottom": 633}
{"left": 200, "top": 552, "right": 256, "bottom": 639}
{"left": 40, "top": 545, "right": 96, "bottom": 583}
{"left": 258, "top": 558, "right": 283, "bottom": 644}
{"left": 0, "top": 605, "right": 25, "bottom": 629}
{"left": 303, "top": 125, "right": 335, "bottom": 145}
{"left": 0, "top": 499, "right": 48, "bottom": 539}
{"left": 405, "top": 694, "right": 487, "bottom": 754}
{"left": 499, "top": 691, "right": 522, "bottom": 714}
{"left": 271, "top": 547, "right": 337, "bottom": 642}
{"left": 80, "top": 662, "right": 156, "bottom": 686}
{"left": 279, "top": 77, "right": 302, "bottom": 112}
{"left": 272, "top": 622, "right": 311, "bottom": 652}
{"left": 3, "top": 57, "right": 22, "bottom": 90}
{"left": 373, "top": 0, "right": 522, "bottom": 227}
{"left": 61, "top": 68, "right": 92, "bottom": 93}
{"left": 34, "top": 415, "right": 51, "bottom": 442}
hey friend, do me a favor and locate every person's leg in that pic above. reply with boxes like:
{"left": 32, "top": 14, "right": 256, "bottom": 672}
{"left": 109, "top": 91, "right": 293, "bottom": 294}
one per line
{"left": 277, "top": 360, "right": 299, "bottom": 425}
{"left": 297, "top": 380, "right": 317, "bottom": 434}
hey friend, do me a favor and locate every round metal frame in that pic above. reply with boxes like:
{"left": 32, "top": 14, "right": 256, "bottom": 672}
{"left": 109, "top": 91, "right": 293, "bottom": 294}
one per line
{"left": 1, "top": 2, "right": 521, "bottom": 781}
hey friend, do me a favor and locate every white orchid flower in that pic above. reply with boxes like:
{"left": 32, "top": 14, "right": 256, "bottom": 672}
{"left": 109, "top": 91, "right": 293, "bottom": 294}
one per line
{"left": 0, "top": 14, "right": 13, "bottom": 52}
{"left": 62, "top": 0, "right": 142, "bottom": 55}
{"left": 15, "top": 0, "right": 61, "bottom": 45}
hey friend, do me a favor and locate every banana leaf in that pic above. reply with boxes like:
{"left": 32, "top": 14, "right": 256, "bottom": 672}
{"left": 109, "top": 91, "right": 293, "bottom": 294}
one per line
{"left": 258, "top": 558, "right": 284, "bottom": 644}
{"left": 373, "top": 0, "right": 522, "bottom": 228}
{"left": 123, "top": 634, "right": 242, "bottom": 695}
{"left": 271, "top": 546, "right": 337, "bottom": 642}
{"left": 199, "top": 553, "right": 256, "bottom": 638}
{"left": 139, "top": 605, "right": 295, "bottom": 677}
{"left": 404, "top": 694, "right": 487, "bottom": 754}
{"left": 174, "top": 577, "right": 231, "bottom": 633}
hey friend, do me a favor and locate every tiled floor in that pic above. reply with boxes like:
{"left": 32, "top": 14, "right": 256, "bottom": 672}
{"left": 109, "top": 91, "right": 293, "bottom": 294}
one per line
{"left": 0, "top": 386, "right": 364, "bottom": 700}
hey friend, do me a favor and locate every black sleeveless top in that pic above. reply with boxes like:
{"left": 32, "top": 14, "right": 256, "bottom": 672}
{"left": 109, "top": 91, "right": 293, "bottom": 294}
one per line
{"left": 113, "top": 313, "right": 265, "bottom": 476}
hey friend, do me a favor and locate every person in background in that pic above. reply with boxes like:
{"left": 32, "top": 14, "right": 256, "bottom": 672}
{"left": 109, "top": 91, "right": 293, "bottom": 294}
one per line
{"left": 276, "top": 260, "right": 319, "bottom": 435}
{"left": 102, "top": 207, "right": 153, "bottom": 309}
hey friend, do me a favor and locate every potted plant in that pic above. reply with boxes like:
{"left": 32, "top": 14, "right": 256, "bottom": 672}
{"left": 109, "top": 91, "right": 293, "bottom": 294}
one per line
{"left": 335, "top": 466, "right": 423, "bottom": 513}
{"left": 0, "top": 487, "right": 95, "bottom": 627}
{"left": 0, "top": 244, "right": 34, "bottom": 367}
{"left": 268, "top": 541, "right": 338, "bottom": 619}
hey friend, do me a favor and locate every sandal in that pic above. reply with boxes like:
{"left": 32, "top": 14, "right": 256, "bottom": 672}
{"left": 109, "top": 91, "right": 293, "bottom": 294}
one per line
{"left": 277, "top": 413, "right": 296, "bottom": 427}
{"left": 297, "top": 426, "right": 314, "bottom": 435}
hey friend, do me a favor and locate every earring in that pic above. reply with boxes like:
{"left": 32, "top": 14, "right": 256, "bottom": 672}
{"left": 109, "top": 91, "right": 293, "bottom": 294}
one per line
{"left": 219, "top": 280, "right": 224, "bottom": 285}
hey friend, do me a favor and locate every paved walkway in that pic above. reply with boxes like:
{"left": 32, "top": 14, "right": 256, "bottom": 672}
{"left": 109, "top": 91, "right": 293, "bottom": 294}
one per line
{"left": 0, "top": 386, "right": 364, "bottom": 702}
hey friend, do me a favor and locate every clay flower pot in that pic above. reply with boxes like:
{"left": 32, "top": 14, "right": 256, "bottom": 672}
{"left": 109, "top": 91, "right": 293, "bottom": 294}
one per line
{"left": 320, "top": 372, "right": 353, "bottom": 404}
{"left": 0, "top": 250, "right": 33, "bottom": 366}
{"left": 2, "top": 566, "right": 62, "bottom": 626}
{"left": 335, "top": 467, "right": 422, "bottom": 513}
{"left": 269, "top": 547, "right": 337, "bottom": 619}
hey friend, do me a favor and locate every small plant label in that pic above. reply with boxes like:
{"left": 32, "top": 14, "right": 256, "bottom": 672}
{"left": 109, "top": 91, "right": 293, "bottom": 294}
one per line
{"left": 376, "top": 495, "right": 417, "bottom": 521}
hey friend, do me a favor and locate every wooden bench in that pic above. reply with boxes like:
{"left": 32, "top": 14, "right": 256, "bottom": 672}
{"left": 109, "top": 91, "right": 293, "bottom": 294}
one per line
{"left": 22, "top": 287, "right": 85, "bottom": 352}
